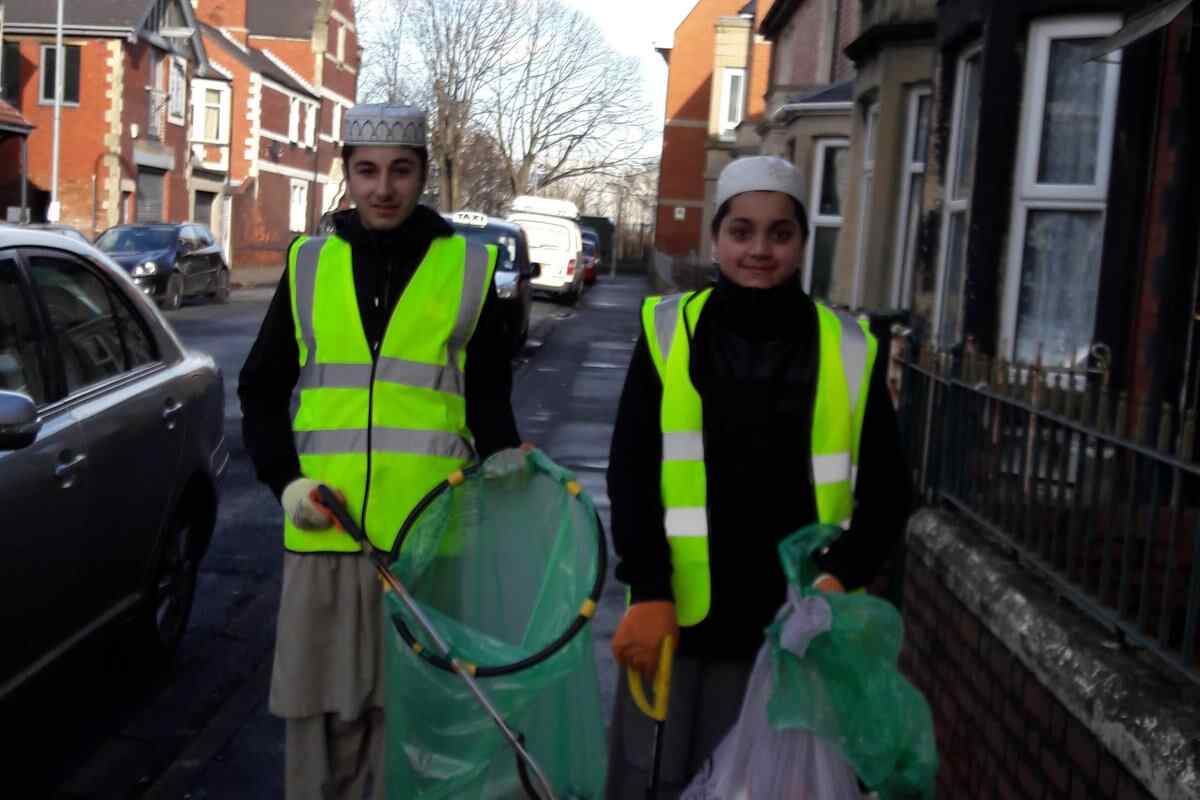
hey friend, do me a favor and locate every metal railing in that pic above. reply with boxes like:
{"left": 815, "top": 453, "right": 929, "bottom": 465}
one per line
{"left": 896, "top": 345, "right": 1200, "bottom": 683}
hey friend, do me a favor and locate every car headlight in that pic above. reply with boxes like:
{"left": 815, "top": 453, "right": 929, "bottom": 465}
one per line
{"left": 132, "top": 261, "right": 158, "bottom": 277}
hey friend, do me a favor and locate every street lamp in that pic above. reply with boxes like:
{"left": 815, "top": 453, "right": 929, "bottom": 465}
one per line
{"left": 48, "top": 0, "right": 65, "bottom": 222}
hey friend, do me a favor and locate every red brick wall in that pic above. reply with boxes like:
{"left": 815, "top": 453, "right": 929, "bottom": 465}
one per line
{"left": 193, "top": 0, "right": 248, "bottom": 39}
{"left": 832, "top": 0, "right": 858, "bottom": 82}
{"left": 901, "top": 554, "right": 1156, "bottom": 800}
{"left": 656, "top": 203, "right": 703, "bottom": 260}
{"left": 232, "top": 171, "right": 294, "bottom": 267}
{"left": 781, "top": 1, "right": 826, "bottom": 87}
{"left": 658, "top": 125, "right": 707, "bottom": 200}
{"left": 11, "top": 38, "right": 113, "bottom": 233}
{"left": 251, "top": 37, "right": 313, "bottom": 85}
{"left": 745, "top": 0, "right": 772, "bottom": 121}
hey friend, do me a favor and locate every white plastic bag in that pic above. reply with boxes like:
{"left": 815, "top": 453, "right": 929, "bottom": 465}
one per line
{"left": 681, "top": 593, "right": 862, "bottom": 800}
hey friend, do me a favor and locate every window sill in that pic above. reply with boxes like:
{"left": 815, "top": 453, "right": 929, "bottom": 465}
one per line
{"left": 37, "top": 98, "right": 81, "bottom": 108}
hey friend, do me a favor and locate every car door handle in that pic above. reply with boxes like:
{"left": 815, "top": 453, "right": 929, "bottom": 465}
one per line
{"left": 162, "top": 399, "right": 184, "bottom": 429}
{"left": 55, "top": 452, "right": 87, "bottom": 487}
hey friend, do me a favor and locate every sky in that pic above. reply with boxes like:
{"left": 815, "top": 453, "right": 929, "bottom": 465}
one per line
{"left": 560, "top": 0, "right": 699, "bottom": 131}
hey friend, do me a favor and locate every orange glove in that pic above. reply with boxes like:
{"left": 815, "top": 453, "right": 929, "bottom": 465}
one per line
{"left": 612, "top": 601, "right": 679, "bottom": 679}
{"left": 813, "top": 573, "right": 846, "bottom": 593}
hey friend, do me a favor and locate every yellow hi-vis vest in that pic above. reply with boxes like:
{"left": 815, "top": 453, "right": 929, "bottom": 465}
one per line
{"left": 642, "top": 288, "right": 877, "bottom": 626}
{"left": 285, "top": 233, "right": 497, "bottom": 554}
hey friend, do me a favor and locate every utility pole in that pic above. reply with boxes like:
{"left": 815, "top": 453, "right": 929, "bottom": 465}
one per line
{"left": 49, "top": 0, "right": 65, "bottom": 222}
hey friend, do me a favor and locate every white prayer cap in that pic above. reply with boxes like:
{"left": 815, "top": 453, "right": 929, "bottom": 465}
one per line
{"left": 714, "top": 156, "right": 806, "bottom": 212}
{"left": 342, "top": 103, "right": 427, "bottom": 148}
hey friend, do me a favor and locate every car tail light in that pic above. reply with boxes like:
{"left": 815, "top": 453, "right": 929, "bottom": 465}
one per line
{"left": 566, "top": 259, "right": 576, "bottom": 276}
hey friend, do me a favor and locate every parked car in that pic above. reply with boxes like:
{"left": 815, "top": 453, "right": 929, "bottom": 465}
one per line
{"left": 507, "top": 196, "right": 585, "bottom": 304}
{"left": 0, "top": 226, "right": 227, "bottom": 700}
{"left": 580, "top": 227, "right": 600, "bottom": 285}
{"left": 95, "top": 223, "right": 230, "bottom": 310}
{"left": 448, "top": 211, "right": 541, "bottom": 354}
{"left": 16, "top": 223, "right": 92, "bottom": 246}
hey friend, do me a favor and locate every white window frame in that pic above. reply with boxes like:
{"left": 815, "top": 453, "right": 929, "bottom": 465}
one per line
{"left": 304, "top": 102, "right": 317, "bottom": 148}
{"left": 289, "top": 178, "right": 309, "bottom": 233}
{"left": 337, "top": 25, "right": 347, "bottom": 63}
{"left": 890, "top": 86, "right": 931, "bottom": 308}
{"left": 851, "top": 101, "right": 879, "bottom": 307}
{"left": 804, "top": 137, "right": 849, "bottom": 297}
{"left": 999, "top": 15, "right": 1123, "bottom": 361}
{"left": 38, "top": 43, "right": 81, "bottom": 107}
{"left": 168, "top": 56, "right": 187, "bottom": 124}
{"left": 190, "top": 79, "right": 231, "bottom": 144}
{"left": 288, "top": 97, "right": 301, "bottom": 142}
{"left": 932, "top": 44, "right": 983, "bottom": 347}
{"left": 718, "top": 67, "right": 746, "bottom": 139}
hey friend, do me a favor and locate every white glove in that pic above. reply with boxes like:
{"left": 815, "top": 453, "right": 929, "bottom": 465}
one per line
{"left": 282, "top": 478, "right": 336, "bottom": 530}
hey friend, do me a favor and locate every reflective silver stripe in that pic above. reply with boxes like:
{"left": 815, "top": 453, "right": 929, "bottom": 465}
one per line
{"left": 448, "top": 242, "right": 491, "bottom": 351}
{"left": 665, "top": 507, "right": 709, "bottom": 537}
{"left": 294, "top": 237, "right": 327, "bottom": 363}
{"left": 835, "top": 311, "right": 868, "bottom": 418}
{"left": 300, "top": 362, "right": 372, "bottom": 389}
{"left": 663, "top": 431, "right": 704, "bottom": 461}
{"left": 653, "top": 294, "right": 684, "bottom": 366}
{"left": 376, "top": 357, "right": 464, "bottom": 396}
{"left": 813, "top": 452, "right": 852, "bottom": 485}
{"left": 296, "top": 427, "right": 474, "bottom": 459}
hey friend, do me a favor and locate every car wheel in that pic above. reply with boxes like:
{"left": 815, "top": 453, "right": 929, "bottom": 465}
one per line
{"left": 136, "top": 505, "right": 202, "bottom": 663}
{"left": 210, "top": 268, "right": 231, "bottom": 304}
{"left": 161, "top": 274, "right": 184, "bottom": 311}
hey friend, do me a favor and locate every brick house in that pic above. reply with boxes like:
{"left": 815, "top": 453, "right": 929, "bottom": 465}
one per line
{"left": 753, "top": 0, "right": 860, "bottom": 301}
{"left": 192, "top": 0, "right": 359, "bottom": 270}
{"left": 0, "top": 0, "right": 214, "bottom": 235}
{"left": 653, "top": 0, "right": 769, "bottom": 261}
{"left": 0, "top": 98, "right": 34, "bottom": 220}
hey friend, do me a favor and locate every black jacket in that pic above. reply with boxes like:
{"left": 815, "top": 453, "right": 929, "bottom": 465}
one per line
{"left": 607, "top": 276, "right": 911, "bottom": 659}
{"left": 238, "top": 206, "right": 521, "bottom": 502}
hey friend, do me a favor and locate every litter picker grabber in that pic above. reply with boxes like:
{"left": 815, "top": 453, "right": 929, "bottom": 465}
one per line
{"left": 313, "top": 484, "right": 559, "bottom": 800}
{"left": 627, "top": 636, "right": 675, "bottom": 800}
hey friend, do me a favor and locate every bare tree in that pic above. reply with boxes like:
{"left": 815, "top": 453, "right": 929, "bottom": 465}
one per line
{"left": 355, "top": 0, "right": 422, "bottom": 104}
{"left": 488, "top": 0, "right": 655, "bottom": 195}
{"left": 457, "top": 128, "right": 514, "bottom": 216}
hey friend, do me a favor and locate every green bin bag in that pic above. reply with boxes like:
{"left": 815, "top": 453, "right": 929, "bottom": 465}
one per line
{"left": 382, "top": 449, "right": 608, "bottom": 799}
{"left": 766, "top": 525, "right": 939, "bottom": 800}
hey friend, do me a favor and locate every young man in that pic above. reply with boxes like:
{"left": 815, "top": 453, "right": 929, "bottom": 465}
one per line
{"left": 238, "top": 104, "right": 520, "bottom": 799}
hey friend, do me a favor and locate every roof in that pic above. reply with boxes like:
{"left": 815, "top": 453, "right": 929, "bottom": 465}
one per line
{"left": 789, "top": 79, "right": 855, "bottom": 105}
{"left": 247, "top": 1, "right": 316, "bottom": 40}
{"left": 1, "top": 0, "right": 149, "bottom": 29}
{"left": 0, "top": 100, "right": 34, "bottom": 135}
{"left": 739, "top": 1, "right": 756, "bottom": 15}
{"left": 200, "top": 23, "right": 318, "bottom": 98}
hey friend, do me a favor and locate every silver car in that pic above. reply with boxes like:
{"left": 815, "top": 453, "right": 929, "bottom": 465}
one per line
{"left": 0, "top": 227, "right": 227, "bottom": 700}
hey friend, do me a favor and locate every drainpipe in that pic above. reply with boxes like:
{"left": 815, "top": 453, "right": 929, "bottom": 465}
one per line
{"left": 19, "top": 137, "right": 28, "bottom": 222}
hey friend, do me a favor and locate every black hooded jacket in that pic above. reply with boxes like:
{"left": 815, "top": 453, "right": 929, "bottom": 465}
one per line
{"left": 607, "top": 275, "right": 911, "bottom": 659}
{"left": 238, "top": 206, "right": 521, "bottom": 501}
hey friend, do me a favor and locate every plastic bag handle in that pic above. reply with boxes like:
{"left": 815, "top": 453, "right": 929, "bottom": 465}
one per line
{"left": 627, "top": 636, "right": 674, "bottom": 722}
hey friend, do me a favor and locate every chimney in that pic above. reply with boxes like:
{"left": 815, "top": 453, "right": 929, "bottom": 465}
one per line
{"left": 192, "top": 0, "right": 249, "bottom": 46}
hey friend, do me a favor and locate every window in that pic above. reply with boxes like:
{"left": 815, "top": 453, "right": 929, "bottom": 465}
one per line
{"left": 304, "top": 102, "right": 317, "bottom": 148}
{"left": 168, "top": 57, "right": 186, "bottom": 123}
{"left": 1002, "top": 16, "right": 1122, "bottom": 366}
{"left": 0, "top": 258, "right": 47, "bottom": 403}
{"left": 290, "top": 179, "right": 309, "bottom": 232}
{"left": 29, "top": 256, "right": 130, "bottom": 392}
{"left": 2, "top": 42, "right": 21, "bottom": 106}
{"left": 891, "top": 86, "right": 931, "bottom": 309}
{"left": 852, "top": 101, "right": 879, "bottom": 307}
{"left": 288, "top": 97, "right": 301, "bottom": 142}
{"left": 934, "top": 46, "right": 982, "bottom": 349}
{"left": 147, "top": 49, "right": 166, "bottom": 141}
{"left": 805, "top": 138, "right": 849, "bottom": 300}
{"left": 718, "top": 67, "right": 746, "bottom": 138}
{"left": 337, "top": 25, "right": 347, "bottom": 63}
{"left": 192, "top": 83, "right": 228, "bottom": 142}
{"left": 39, "top": 44, "right": 81, "bottom": 105}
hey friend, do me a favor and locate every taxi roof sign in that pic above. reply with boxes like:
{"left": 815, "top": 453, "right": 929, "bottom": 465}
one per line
{"left": 451, "top": 211, "right": 490, "bottom": 228}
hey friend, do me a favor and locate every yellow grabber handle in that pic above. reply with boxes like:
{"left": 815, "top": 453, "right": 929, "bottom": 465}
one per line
{"left": 627, "top": 636, "right": 674, "bottom": 722}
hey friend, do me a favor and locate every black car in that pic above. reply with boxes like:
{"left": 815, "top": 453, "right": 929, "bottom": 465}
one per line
{"left": 447, "top": 212, "right": 541, "bottom": 354}
{"left": 95, "top": 223, "right": 230, "bottom": 310}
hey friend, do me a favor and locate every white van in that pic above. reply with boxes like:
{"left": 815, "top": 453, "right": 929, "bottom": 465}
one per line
{"left": 507, "top": 195, "right": 585, "bottom": 303}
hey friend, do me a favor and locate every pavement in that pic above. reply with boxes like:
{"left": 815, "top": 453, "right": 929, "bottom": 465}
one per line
{"left": 11, "top": 276, "right": 648, "bottom": 799}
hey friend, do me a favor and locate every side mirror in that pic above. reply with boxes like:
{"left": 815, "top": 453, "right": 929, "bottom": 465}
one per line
{"left": 0, "top": 390, "right": 42, "bottom": 451}
{"left": 528, "top": 263, "right": 542, "bottom": 279}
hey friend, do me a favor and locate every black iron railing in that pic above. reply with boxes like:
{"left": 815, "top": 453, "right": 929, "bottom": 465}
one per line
{"left": 897, "top": 348, "right": 1200, "bottom": 683}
